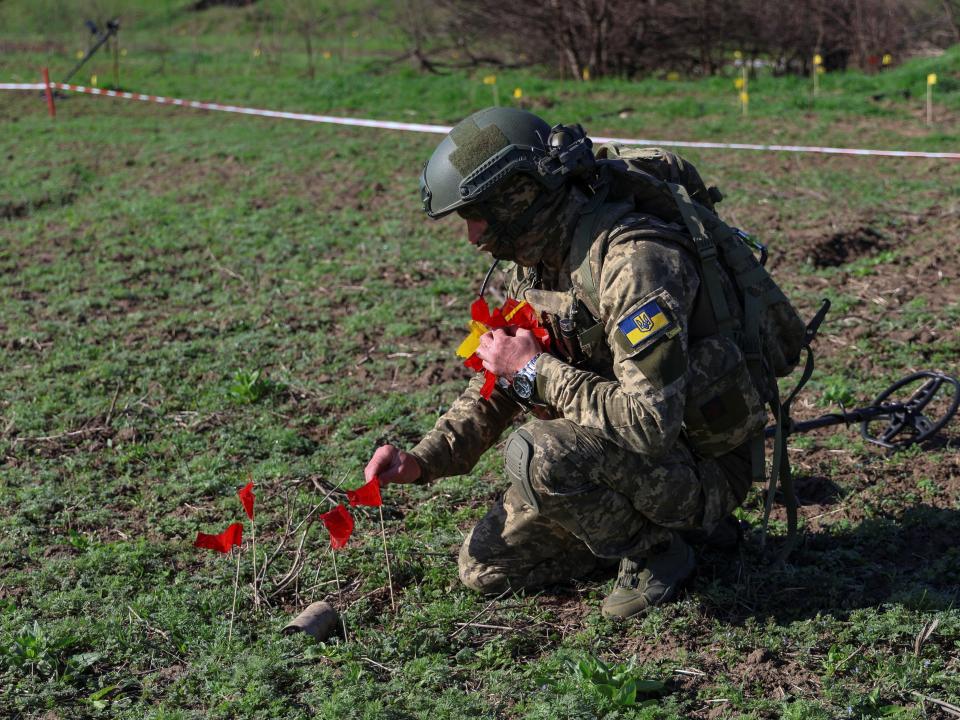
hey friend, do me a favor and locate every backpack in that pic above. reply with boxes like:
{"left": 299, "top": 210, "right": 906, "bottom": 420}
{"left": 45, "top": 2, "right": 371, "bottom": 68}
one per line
{"left": 569, "top": 144, "right": 827, "bottom": 557}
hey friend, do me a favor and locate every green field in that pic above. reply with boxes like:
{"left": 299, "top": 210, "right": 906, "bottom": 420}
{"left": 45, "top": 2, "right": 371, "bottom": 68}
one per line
{"left": 2, "top": 3, "right": 960, "bottom": 719}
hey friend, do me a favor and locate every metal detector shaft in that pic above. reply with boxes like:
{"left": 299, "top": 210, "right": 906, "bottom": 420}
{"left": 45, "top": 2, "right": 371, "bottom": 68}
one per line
{"left": 764, "top": 405, "right": 901, "bottom": 437}
{"left": 62, "top": 20, "right": 119, "bottom": 85}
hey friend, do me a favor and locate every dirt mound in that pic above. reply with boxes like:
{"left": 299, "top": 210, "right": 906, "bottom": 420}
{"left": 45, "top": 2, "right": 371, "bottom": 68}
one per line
{"left": 809, "top": 226, "right": 888, "bottom": 267}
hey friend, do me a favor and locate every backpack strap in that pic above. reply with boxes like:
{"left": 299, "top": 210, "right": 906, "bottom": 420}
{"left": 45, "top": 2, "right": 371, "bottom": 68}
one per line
{"left": 760, "top": 299, "right": 830, "bottom": 560}
{"left": 569, "top": 187, "right": 611, "bottom": 318}
{"left": 666, "top": 183, "right": 739, "bottom": 341}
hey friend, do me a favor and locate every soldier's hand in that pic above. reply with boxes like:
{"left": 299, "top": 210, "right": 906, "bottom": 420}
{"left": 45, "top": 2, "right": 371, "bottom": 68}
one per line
{"left": 476, "top": 327, "right": 541, "bottom": 378}
{"left": 365, "top": 444, "right": 422, "bottom": 485}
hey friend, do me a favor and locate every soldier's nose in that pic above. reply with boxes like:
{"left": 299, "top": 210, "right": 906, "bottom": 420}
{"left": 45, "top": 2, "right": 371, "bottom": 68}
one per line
{"left": 466, "top": 218, "right": 488, "bottom": 246}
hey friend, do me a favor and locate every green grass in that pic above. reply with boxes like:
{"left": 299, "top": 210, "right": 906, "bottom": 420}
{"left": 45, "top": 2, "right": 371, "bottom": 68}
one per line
{"left": 2, "top": 5, "right": 960, "bottom": 719}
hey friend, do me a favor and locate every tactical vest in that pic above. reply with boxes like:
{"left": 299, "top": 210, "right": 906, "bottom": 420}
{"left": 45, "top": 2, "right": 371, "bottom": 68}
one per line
{"left": 529, "top": 146, "right": 823, "bottom": 556}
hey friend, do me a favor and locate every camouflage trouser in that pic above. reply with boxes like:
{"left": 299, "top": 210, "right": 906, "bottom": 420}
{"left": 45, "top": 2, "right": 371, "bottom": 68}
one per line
{"left": 458, "top": 418, "right": 750, "bottom": 594}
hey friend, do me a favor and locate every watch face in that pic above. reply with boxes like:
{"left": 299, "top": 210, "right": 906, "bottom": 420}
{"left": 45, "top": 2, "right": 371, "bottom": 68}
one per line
{"left": 514, "top": 374, "right": 534, "bottom": 399}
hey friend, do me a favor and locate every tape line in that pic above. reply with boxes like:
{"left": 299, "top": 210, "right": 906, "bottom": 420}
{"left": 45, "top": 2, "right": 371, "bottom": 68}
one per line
{"left": 2, "top": 81, "right": 958, "bottom": 160}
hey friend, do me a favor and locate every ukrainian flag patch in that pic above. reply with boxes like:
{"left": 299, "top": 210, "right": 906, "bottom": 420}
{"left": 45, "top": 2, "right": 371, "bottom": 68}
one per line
{"left": 617, "top": 298, "right": 674, "bottom": 349}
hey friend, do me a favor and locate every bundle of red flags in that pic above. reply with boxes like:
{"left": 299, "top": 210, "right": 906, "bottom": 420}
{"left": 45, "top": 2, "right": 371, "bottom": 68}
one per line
{"left": 456, "top": 297, "right": 550, "bottom": 399}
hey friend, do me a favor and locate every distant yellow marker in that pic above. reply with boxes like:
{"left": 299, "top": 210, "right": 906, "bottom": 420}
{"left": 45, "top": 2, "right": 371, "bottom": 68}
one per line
{"left": 76, "top": 50, "right": 84, "bottom": 59}
{"left": 582, "top": 68, "right": 590, "bottom": 81}
{"left": 927, "top": 73, "right": 938, "bottom": 85}
{"left": 483, "top": 75, "right": 496, "bottom": 85}
{"left": 882, "top": 54, "right": 892, "bottom": 66}
{"left": 740, "top": 91, "right": 749, "bottom": 104}
{"left": 513, "top": 87, "right": 522, "bottom": 99}
{"left": 734, "top": 50, "right": 742, "bottom": 60}
{"left": 734, "top": 77, "right": 744, "bottom": 90}
{"left": 91, "top": 74, "right": 97, "bottom": 86}
{"left": 253, "top": 47, "right": 261, "bottom": 57}
{"left": 813, "top": 54, "right": 823, "bottom": 66}
{"left": 323, "top": 51, "right": 332, "bottom": 60}
{"left": 666, "top": 71, "right": 679, "bottom": 81}
{"left": 121, "top": 48, "right": 128, "bottom": 57}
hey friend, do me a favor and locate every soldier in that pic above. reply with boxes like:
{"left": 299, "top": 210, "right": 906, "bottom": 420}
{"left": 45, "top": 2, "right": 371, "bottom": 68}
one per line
{"left": 364, "top": 107, "right": 761, "bottom": 620}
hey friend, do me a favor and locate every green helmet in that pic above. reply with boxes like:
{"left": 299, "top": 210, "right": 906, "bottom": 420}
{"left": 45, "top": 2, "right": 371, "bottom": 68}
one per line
{"left": 419, "top": 107, "right": 594, "bottom": 220}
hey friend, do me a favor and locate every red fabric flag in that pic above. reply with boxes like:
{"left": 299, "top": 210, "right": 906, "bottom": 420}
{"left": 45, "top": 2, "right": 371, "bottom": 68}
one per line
{"left": 458, "top": 297, "right": 551, "bottom": 399}
{"left": 320, "top": 504, "right": 354, "bottom": 550}
{"left": 193, "top": 522, "right": 244, "bottom": 554}
{"left": 238, "top": 481, "right": 255, "bottom": 520}
{"left": 347, "top": 476, "right": 382, "bottom": 507}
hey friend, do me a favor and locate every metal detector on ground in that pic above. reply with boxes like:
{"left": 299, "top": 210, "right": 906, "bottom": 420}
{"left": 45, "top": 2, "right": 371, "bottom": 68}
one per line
{"left": 766, "top": 370, "right": 960, "bottom": 450}
{"left": 58, "top": 19, "right": 121, "bottom": 92}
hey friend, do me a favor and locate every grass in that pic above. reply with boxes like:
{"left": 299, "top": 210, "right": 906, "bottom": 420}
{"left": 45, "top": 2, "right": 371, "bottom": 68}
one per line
{"left": 2, "top": 3, "right": 960, "bottom": 719}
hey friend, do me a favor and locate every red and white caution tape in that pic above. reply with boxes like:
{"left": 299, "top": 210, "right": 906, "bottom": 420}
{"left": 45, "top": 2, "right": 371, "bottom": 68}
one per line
{"left": 3, "top": 80, "right": 959, "bottom": 160}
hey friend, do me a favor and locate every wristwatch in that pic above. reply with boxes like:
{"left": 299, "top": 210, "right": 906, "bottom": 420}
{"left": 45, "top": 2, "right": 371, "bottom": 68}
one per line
{"left": 511, "top": 353, "right": 541, "bottom": 403}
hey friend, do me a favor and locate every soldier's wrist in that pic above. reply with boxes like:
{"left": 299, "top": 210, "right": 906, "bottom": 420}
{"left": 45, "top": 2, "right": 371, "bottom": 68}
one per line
{"left": 404, "top": 450, "right": 433, "bottom": 485}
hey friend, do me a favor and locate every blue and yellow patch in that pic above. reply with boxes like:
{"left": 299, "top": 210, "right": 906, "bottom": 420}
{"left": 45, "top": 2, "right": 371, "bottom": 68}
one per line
{"left": 617, "top": 299, "right": 673, "bottom": 349}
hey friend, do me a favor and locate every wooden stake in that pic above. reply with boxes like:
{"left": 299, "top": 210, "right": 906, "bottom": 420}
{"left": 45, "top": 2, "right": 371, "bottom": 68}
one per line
{"left": 227, "top": 548, "right": 241, "bottom": 646}
{"left": 927, "top": 82, "right": 933, "bottom": 126}
{"left": 41, "top": 67, "right": 55, "bottom": 118}
{"left": 330, "top": 547, "right": 348, "bottom": 642}
{"left": 378, "top": 505, "right": 396, "bottom": 611}
{"left": 250, "top": 516, "right": 260, "bottom": 609}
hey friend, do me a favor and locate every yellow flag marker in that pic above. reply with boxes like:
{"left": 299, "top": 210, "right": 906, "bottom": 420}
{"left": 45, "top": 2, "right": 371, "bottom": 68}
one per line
{"left": 882, "top": 54, "right": 892, "bottom": 66}
{"left": 813, "top": 54, "right": 823, "bottom": 66}
{"left": 666, "top": 71, "right": 680, "bottom": 81}
{"left": 483, "top": 75, "right": 499, "bottom": 105}
{"left": 582, "top": 68, "right": 591, "bottom": 81}
{"left": 927, "top": 74, "right": 937, "bottom": 126}
{"left": 75, "top": 50, "right": 84, "bottom": 59}
{"left": 734, "top": 50, "right": 742, "bottom": 60}
{"left": 513, "top": 87, "right": 522, "bottom": 99}
{"left": 322, "top": 50, "right": 332, "bottom": 60}
{"left": 740, "top": 91, "right": 749, "bottom": 104}
{"left": 734, "top": 77, "right": 744, "bottom": 90}
{"left": 120, "top": 48, "right": 128, "bottom": 57}
{"left": 91, "top": 74, "right": 97, "bottom": 86}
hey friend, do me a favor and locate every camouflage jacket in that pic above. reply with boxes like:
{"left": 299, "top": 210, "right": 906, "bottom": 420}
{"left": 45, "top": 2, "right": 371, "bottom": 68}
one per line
{"left": 408, "top": 208, "right": 705, "bottom": 483}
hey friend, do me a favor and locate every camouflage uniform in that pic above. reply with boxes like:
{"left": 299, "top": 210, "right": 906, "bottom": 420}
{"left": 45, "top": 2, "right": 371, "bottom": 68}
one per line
{"left": 409, "top": 175, "right": 752, "bottom": 594}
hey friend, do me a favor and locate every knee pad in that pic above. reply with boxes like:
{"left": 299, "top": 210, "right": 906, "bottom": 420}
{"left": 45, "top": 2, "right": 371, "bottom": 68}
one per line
{"left": 504, "top": 428, "right": 538, "bottom": 512}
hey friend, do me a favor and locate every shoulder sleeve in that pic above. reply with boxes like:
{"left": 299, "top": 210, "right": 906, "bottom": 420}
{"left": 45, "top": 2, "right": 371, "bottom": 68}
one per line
{"left": 535, "top": 227, "right": 699, "bottom": 457}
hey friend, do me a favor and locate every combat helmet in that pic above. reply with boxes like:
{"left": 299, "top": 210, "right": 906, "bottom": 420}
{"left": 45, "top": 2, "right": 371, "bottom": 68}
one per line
{"left": 419, "top": 107, "right": 596, "bottom": 241}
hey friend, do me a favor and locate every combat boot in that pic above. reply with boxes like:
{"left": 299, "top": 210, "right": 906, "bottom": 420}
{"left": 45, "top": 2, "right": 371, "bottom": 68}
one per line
{"left": 601, "top": 533, "right": 695, "bottom": 621}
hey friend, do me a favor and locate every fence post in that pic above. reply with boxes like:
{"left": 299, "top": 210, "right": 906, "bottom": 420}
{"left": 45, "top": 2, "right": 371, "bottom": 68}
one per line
{"left": 42, "top": 67, "right": 56, "bottom": 118}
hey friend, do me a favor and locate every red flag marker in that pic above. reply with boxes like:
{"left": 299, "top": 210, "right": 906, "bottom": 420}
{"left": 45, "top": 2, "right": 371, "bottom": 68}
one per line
{"left": 193, "top": 522, "right": 243, "bottom": 554}
{"left": 320, "top": 504, "right": 354, "bottom": 549}
{"left": 346, "top": 476, "right": 382, "bottom": 507}
{"left": 238, "top": 481, "right": 255, "bottom": 520}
